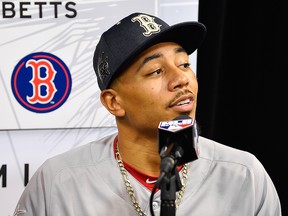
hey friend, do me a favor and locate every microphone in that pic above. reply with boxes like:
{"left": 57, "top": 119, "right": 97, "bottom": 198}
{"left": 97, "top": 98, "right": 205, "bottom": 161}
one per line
{"left": 152, "top": 115, "right": 199, "bottom": 216}
{"left": 158, "top": 115, "right": 199, "bottom": 168}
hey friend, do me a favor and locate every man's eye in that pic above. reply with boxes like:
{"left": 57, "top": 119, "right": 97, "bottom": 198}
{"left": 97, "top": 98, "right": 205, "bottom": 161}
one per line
{"left": 149, "top": 68, "right": 162, "bottom": 75}
{"left": 180, "top": 63, "right": 191, "bottom": 69}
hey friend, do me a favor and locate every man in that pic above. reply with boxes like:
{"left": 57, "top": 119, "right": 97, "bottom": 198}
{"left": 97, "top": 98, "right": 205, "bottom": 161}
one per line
{"left": 14, "top": 12, "right": 281, "bottom": 216}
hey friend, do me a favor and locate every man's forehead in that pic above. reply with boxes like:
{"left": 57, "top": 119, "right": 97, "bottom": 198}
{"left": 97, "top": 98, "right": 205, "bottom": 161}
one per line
{"left": 141, "top": 42, "right": 186, "bottom": 57}
{"left": 137, "top": 43, "right": 187, "bottom": 63}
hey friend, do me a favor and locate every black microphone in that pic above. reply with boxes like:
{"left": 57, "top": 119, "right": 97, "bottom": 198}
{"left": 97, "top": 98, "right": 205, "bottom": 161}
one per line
{"left": 158, "top": 115, "right": 199, "bottom": 168}
{"left": 153, "top": 115, "right": 199, "bottom": 216}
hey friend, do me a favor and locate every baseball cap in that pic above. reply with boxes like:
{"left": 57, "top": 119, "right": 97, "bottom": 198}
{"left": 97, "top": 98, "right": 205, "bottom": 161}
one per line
{"left": 93, "top": 12, "right": 207, "bottom": 90}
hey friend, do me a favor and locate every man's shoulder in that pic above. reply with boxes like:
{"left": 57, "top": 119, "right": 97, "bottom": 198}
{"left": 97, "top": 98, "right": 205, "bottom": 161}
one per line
{"left": 40, "top": 132, "right": 117, "bottom": 175}
{"left": 198, "top": 136, "right": 261, "bottom": 170}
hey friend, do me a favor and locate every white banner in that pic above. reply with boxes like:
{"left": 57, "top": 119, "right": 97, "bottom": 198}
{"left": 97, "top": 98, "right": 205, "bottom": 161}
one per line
{"left": 0, "top": 0, "right": 199, "bottom": 215}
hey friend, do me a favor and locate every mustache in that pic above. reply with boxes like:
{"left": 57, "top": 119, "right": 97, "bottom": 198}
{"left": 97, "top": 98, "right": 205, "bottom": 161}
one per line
{"left": 167, "top": 89, "right": 195, "bottom": 107}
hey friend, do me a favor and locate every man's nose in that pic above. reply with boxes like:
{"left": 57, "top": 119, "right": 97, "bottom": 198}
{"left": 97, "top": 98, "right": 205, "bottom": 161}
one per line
{"left": 167, "top": 67, "right": 189, "bottom": 91}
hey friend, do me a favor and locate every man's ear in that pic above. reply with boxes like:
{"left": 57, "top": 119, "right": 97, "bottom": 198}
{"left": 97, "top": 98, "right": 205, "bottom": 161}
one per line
{"left": 100, "top": 89, "right": 125, "bottom": 117}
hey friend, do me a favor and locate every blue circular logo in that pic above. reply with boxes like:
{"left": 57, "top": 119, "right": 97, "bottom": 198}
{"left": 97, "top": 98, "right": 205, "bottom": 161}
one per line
{"left": 11, "top": 52, "right": 72, "bottom": 113}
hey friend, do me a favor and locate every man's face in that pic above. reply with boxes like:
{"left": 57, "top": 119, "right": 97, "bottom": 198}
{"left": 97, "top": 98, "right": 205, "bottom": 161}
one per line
{"left": 111, "top": 42, "right": 198, "bottom": 132}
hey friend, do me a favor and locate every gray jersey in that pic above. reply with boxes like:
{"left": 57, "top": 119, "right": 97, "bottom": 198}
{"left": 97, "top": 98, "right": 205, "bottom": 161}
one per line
{"left": 14, "top": 133, "right": 281, "bottom": 216}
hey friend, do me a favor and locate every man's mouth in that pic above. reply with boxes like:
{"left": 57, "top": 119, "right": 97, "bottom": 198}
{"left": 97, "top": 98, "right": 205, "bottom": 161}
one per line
{"left": 168, "top": 93, "right": 194, "bottom": 113}
{"left": 176, "top": 98, "right": 191, "bottom": 106}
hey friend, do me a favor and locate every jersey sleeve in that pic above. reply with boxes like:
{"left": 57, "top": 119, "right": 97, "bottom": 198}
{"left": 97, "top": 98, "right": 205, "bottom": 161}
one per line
{"left": 251, "top": 155, "right": 282, "bottom": 216}
{"left": 13, "top": 161, "right": 52, "bottom": 216}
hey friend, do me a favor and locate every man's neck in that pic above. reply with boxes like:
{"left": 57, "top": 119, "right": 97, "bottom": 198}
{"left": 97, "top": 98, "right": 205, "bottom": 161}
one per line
{"left": 117, "top": 132, "right": 161, "bottom": 177}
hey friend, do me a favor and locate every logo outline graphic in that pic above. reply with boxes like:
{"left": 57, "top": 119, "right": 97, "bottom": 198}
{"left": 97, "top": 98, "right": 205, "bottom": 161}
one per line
{"left": 131, "top": 14, "right": 162, "bottom": 37}
{"left": 11, "top": 52, "right": 72, "bottom": 113}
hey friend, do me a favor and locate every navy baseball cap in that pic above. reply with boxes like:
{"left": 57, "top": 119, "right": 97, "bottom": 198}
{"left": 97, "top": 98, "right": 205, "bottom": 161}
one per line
{"left": 93, "top": 12, "right": 207, "bottom": 90}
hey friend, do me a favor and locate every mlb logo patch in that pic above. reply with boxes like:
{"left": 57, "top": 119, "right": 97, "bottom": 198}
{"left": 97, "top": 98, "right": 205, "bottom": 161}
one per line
{"left": 11, "top": 52, "right": 72, "bottom": 113}
{"left": 159, "top": 118, "right": 194, "bottom": 132}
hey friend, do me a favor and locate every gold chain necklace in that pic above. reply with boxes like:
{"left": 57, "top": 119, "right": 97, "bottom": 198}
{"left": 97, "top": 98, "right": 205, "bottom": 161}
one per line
{"left": 115, "top": 142, "right": 189, "bottom": 216}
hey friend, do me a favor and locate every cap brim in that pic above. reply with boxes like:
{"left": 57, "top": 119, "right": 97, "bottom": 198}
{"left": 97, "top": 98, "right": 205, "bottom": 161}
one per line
{"left": 154, "top": 21, "right": 207, "bottom": 55}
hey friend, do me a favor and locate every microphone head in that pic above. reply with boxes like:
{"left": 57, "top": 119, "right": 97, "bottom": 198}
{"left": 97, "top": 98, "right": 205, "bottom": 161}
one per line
{"left": 158, "top": 115, "right": 199, "bottom": 165}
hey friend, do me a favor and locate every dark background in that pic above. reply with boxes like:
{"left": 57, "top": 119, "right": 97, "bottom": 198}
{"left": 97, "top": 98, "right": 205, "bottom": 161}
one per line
{"left": 197, "top": 1, "right": 287, "bottom": 215}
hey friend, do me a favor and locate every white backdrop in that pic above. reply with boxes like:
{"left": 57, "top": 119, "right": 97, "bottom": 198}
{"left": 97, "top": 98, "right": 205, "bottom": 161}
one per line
{"left": 0, "top": 0, "right": 199, "bottom": 215}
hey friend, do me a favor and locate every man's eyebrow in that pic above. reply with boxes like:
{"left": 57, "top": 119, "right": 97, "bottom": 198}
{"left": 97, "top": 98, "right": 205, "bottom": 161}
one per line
{"left": 137, "top": 53, "right": 162, "bottom": 72}
{"left": 175, "top": 46, "right": 187, "bottom": 54}
{"left": 137, "top": 46, "right": 187, "bottom": 71}
{"left": 143, "top": 53, "right": 161, "bottom": 66}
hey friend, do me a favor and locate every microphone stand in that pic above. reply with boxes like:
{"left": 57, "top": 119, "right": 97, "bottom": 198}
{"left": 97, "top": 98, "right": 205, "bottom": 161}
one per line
{"left": 154, "top": 116, "right": 198, "bottom": 216}
{"left": 159, "top": 149, "right": 183, "bottom": 216}
{"left": 160, "top": 166, "right": 182, "bottom": 216}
